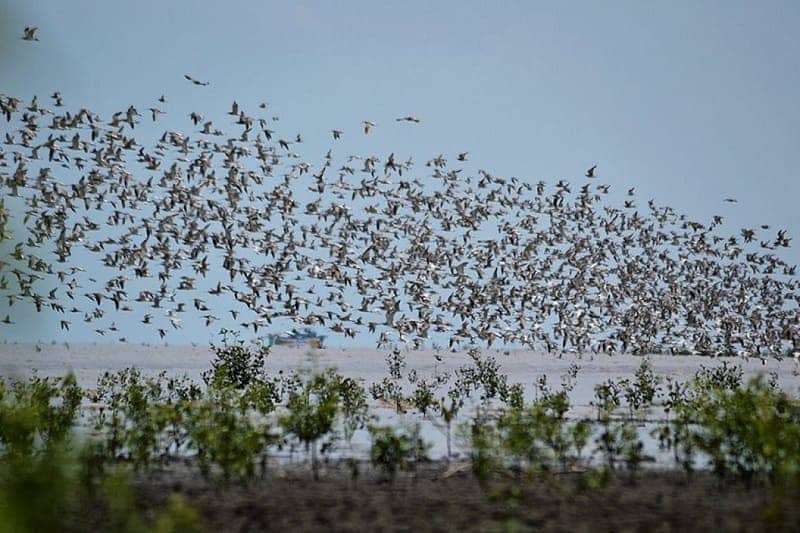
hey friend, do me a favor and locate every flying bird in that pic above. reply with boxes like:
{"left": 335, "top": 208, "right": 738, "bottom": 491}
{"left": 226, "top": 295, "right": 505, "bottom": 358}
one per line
{"left": 396, "top": 116, "right": 420, "bottom": 123}
{"left": 22, "top": 27, "right": 39, "bottom": 41}
{"left": 585, "top": 165, "right": 597, "bottom": 178}
{"left": 184, "top": 74, "right": 210, "bottom": 86}
{"left": 148, "top": 108, "right": 165, "bottom": 122}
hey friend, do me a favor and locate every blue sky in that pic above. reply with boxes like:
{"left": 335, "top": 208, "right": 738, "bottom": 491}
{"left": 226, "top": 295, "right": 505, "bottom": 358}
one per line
{"left": 1, "top": 1, "right": 798, "bottom": 345}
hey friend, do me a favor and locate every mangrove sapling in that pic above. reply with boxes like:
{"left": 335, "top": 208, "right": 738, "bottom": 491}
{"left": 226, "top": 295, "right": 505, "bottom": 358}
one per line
{"left": 369, "top": 348, "right": 409, "bottom": 413}
{"left": 621, "top": 358, "right": 661, "bottom": 420}
{"left": 505, "top": 383, "right": 525, "bottom": 410}
{"left": 239, "top": 377, "right": 281, "bottom": 416}
{"left": 570, "top": 419, "right": 592, "bottom": 465}
{"left": 0, "top": 374, "right": 204, "bottom": 532}
{"left": 437, "top": 396, "right": 462, "bottom": 462}
{"left": 533, "top": 374, "right": 551, "bottom": 401}
{"left": 411, "top": 378, "right": 436, "bottom": 417}
{"left": 653, "top": 414, "right": 696, "bottom": 478}
{"left": 693, "top": 361, "right": 743, "bottom": 392}
{"left": 675, "top": 376, "right": 800, "bottom": 484}
{"left": 535, "top": 391, "right": 573, "bottom": 471}
{"left": 594, "top": 414, "right": 649, "bottom": 477}
{"left": 92, "top": 368, "right": 177, "bottom": 470}
{"left": 159, "top": 376, "right": 203, "bottom": 460}
{"left": 592, "top": 379, "right": 621, "bottom": 420}
{"left": 504, "top": 392, "right": 589, "bottom": 475}
{"left": 592, "top": 381, "right": 650, "bottom": 475}
{"left": 202, "top": 330, "right": 270, "bottom": 389}
{"left": 467, "top": 408, "right": 501, "bottom": 484}
{"left": 653, "top": 363, "right": 747, "bottom": 479}
{"left": 369, "top": 377, "right": 406, "bottom": 413}
{"left": 0, "top": 373, "right": 82, "bottom": 459}
{"left": 337, "top": 376, "right": 370, "bottom": 445}
{"left": 387, "top": 347, "right": 406, "bottom": 380}
{"left": 451, "top": 348, "right": 510, "bottom": 404}
{"left": 278, "top": 369, "right": 341, "bottom": 480}
{"left": 469, "top": 347, "right": 509, "bottom": 402}
{"left": 368, "top": 423, "right": 429, "bottom": 482}
{"left": 186, "top": 386, "right": 271, "bottom": 483}
{"left": 660, "top": 376, "right": 689, "bottom": 421}
{"left": 560, "top": 363, "right": 581, "bottom": 393}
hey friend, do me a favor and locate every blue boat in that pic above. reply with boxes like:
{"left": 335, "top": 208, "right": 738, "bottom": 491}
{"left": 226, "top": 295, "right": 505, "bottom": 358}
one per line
{"left": 267, "top": 328, "right": 327, "bottom": 348}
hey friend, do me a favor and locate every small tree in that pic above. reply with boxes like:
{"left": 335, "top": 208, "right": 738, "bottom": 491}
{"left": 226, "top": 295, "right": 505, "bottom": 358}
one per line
{"left": 369, "top": 423, "right": 429, "bottom": 482}
{"left": 437, "top": 396, "right": 461, "bottom": 462}
{"left": 186, "top": 386, "right": 271, "bottom": 483}
{"left": 279, "top": 370, "right": 341, "bottom": 480}
{"left": 203, "top": 331, "right": 269, "bottom": 390}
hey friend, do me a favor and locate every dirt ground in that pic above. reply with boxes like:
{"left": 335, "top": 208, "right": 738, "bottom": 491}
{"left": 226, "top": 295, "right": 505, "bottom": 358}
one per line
{"left": 78, "top": 461, "right": 800, "bottom": 532}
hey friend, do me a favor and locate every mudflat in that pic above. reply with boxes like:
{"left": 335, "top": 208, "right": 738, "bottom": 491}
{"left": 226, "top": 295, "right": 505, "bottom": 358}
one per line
{"left": 69, "top": 460, "right": 795, "bottom": 532}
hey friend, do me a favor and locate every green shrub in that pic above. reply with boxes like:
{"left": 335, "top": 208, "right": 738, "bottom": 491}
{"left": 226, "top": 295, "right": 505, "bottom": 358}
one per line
{"left": 337, "top": 376, "right": 370, "bottom": 443}
{"left": 0, "top": 373, "right": 82, "bottom": 460}
{"left": 203, "top": 333, "right": 270, "bottom": 389}
{"left": 437, "top": 396, "right": 461, "bottom": 462}
{"left": 411, "top": 379, "right": 436, "bottom": 416}
{"left": 469, "top": 392, "right": 591, "bottom": 480}
{"left": 239, "top": 377, "right": 280, "bottom": 415}
{"left": 595, "top": 416, "right": 648, "bottom": 475}
{"left": 92, "top": 369, "right": 196, "bottom": 470}
{"left": 369, "top": 423, "right": 429, "bottom": 481}
{"left": 659, "top": 375, "right": 800, "bottom": 483}
{"left": 450, "top": 348, "right": 509, "bottom": 404}
{"left": 369, "top": 377, "right": 406, "bottom": 413}
{"left": 0, "top": 372, "right": 204, "bottom": 533}
{"left": 622, "top": 358, "right": 660, "bottom": 417}
{"left": 186, "top": 386, "right": 272, "bottom": 482}
{"left": 0, "top": 442, "right": 81, "bottom": 533}
{"left": 279, "top": 369, "right": 341, "bottom": 480}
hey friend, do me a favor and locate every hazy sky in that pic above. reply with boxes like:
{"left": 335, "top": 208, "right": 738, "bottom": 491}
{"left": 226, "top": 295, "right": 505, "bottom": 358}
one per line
{"left": 1, "top": 1, "right": 798, "bottom": 345}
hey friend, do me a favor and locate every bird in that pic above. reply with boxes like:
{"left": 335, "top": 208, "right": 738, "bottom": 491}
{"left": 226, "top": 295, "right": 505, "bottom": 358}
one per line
{"left": 363, "top": 121, "right": 376, "bottom": 135}
{"left": 184, "top": 74, "right": 210, "bottom": 86}
{"left": 148, "top": 108, "right": 165, "bottom": 122}
{"left": 332, "top": 130, "right": 343, "bottom": 140}
{"left": 396, "top": 116, "right": 420, "bottom": 123}
{"left": 585, "top": 165, "right": 597, "bottom": 178}
{"left": 22, "top": 27, "right": 39, "bottom": 41}
{"left": 0, "top": 84, "right": 795, "bottom": 362}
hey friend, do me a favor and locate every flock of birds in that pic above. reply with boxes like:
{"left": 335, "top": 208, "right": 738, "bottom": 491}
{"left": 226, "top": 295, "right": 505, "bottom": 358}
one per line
{"left": 1, "top": 27, "right": 798, "bottom": 358}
